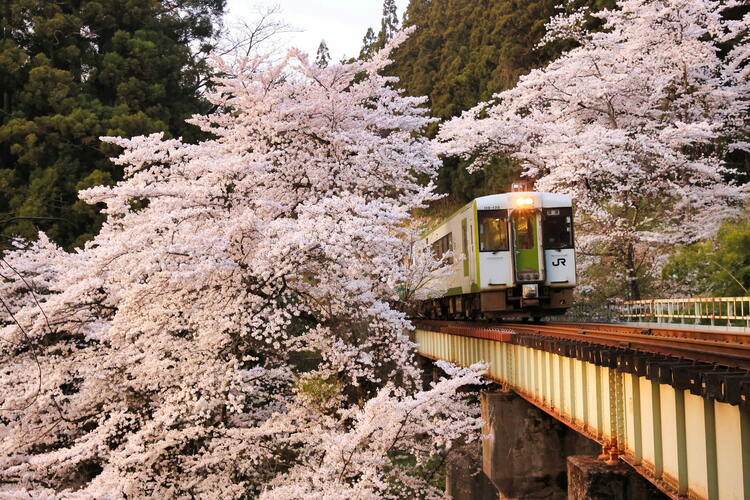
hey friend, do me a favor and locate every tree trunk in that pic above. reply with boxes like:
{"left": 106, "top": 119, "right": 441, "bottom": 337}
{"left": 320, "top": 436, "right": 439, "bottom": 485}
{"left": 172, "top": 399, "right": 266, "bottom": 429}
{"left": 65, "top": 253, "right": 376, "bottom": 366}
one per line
{"left": 625, "top": 243, "right": 641, "bottom": 300}
{"left": 1, "top": 89, "right": 10, "bottom": 168}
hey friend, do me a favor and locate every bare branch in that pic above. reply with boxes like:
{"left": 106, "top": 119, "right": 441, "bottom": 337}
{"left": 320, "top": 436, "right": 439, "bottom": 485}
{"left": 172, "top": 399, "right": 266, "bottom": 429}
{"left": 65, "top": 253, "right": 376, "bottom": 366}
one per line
{"left": 217, "top": 4, "right": 300, "bottom": 60}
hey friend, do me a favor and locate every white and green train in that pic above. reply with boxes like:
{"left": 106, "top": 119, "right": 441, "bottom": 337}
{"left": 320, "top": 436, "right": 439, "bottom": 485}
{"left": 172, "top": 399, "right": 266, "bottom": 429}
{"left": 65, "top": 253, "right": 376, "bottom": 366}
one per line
{"left": 419, "top": 191, "right": 576, "bottom": 321}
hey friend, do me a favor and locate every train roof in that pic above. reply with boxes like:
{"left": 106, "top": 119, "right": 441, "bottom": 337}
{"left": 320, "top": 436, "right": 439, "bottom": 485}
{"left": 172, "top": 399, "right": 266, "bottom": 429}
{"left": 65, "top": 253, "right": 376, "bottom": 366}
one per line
{"left": 475, "top": 192, "right": 572, "bottom": 210}
{"left": 421, "top": 192, "right": 573, "bottom": 239}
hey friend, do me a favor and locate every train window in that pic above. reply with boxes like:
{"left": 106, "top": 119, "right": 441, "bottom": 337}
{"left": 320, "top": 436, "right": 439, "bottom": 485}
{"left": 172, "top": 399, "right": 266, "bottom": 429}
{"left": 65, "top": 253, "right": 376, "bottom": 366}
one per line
{"left": 462, "top": 219, "right": 468, "bottom": 256}
{"left": 542, "top": 207, "right": 574, "bottom": 249}
{"left": 431, "top": 233, "right": 453, "bottom": 263}
{"left": 513, "top": 212, "right": 536, "bottom": 250}
{"left": 478, "top": 210, "right": 509, "bottom": 252}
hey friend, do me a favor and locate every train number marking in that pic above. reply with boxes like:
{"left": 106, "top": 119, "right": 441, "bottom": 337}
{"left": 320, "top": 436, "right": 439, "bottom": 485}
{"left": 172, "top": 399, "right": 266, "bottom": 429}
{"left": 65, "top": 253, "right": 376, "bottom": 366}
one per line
{"left": 551, "top": 258, "right": 567, "bottom": 267}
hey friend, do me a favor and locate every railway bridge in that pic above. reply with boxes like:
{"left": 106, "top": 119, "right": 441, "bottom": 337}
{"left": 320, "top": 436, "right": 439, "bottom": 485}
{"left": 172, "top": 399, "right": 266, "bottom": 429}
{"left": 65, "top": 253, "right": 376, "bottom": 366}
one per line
{"left": 415, "top": 318, "right": 750, "bottom": 500}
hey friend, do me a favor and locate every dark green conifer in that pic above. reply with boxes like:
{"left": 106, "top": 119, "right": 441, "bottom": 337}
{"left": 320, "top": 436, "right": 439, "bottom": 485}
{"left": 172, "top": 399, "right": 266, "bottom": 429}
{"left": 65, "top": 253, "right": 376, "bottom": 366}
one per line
{"left": 377, "top": 0, "right": 399, "bottom": 48}
{"left": 0, "top": 0, "right": 225, "bottom": 249}
{"left": 315, "top": 40, "right": 331, "bottom": 68}
{"left": 359, "top": 27, "right": 377, "bottom": 60}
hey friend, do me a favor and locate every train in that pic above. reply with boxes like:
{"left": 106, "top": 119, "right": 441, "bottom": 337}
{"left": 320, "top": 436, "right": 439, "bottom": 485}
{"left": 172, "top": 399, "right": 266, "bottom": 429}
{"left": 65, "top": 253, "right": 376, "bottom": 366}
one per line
{"left": 418, "top": 191, "right": 576, "bottom": 321}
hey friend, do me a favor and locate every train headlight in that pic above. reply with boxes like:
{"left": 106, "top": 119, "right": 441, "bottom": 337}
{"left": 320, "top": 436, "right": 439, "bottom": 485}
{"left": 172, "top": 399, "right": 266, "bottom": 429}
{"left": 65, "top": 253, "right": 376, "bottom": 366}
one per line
{"left": 522, "top": 284, "right": 539, "bottom": 298}
{"left": 516, "top": 196, "right": 534, "bottom": 208}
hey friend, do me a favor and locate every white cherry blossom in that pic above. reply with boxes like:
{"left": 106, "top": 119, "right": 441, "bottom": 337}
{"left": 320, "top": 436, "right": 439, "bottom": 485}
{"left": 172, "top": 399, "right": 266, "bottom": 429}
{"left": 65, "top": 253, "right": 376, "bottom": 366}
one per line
{"left": 0, "top": 32, "right": 480, "bottom": 499}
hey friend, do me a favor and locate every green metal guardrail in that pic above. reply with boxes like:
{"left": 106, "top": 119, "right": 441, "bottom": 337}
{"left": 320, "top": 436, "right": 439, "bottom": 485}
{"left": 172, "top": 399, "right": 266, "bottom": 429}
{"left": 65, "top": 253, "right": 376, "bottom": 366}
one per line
{"left": 621, "top": 297, "right": 750, "bottom": 328}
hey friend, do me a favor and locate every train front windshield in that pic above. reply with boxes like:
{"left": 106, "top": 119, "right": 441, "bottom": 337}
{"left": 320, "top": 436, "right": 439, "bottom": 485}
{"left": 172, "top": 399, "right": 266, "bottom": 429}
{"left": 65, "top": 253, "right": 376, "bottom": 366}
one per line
{"left": 542, "top": 207, "right": 574, "bottom": 249}
{"left": 478, "top": 210, "right": 508, "bottom": 252}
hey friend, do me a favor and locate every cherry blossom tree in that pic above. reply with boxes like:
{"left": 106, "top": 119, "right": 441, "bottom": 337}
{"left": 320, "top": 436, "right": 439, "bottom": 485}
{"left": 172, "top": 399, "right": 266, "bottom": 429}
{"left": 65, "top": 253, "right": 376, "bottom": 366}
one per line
{"left": 435, "top": 0, "right": 750, "bottom": 300}
{"left": 0, "top": 32, "right": 482, "bottom": 498}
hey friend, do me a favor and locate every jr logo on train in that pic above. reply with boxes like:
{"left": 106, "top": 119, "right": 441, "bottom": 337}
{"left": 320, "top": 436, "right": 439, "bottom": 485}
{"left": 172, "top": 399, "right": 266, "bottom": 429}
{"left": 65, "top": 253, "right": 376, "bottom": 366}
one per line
{"left": 417, "top": 191, "right": 576, "bottom": 322}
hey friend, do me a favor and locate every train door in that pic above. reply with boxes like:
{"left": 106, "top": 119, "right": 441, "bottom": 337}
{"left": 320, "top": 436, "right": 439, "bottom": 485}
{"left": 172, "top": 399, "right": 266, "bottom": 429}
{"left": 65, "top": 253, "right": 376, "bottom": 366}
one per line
{"left": 462, "top": 218, "right": 472, "bottom": 278}
{"left": 511, "top": 210, "right": 544, "bottom": 282}
{"left": 478, "top": 209, "right": 511, "bottom": 287}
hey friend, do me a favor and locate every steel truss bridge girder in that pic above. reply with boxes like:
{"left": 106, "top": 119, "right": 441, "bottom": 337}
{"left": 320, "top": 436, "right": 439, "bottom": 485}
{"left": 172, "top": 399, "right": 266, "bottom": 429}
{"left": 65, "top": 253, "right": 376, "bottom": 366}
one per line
{"left": 415, "top": 326, "right": 750, "bottom": 500}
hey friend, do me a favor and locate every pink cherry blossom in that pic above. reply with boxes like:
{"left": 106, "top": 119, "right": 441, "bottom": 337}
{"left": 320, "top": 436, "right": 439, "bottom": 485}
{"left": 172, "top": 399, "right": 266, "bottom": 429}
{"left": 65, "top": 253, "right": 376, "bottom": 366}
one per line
{"left": 0, "top": 31, "right": 481, "bottom": 499}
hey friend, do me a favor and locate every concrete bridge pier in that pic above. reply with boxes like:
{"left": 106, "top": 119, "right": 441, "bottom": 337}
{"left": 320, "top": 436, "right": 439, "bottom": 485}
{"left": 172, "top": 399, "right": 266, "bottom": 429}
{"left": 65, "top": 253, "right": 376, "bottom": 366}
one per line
{"left": 445, "top": 446, "right": 499, "bottom": 500}
{"left": 480, "top": 390, "right": 667, "bottom": 500}
{"left": 567, "top": 456, "right": 665, "bottom": 500}
{"left": 481, "top": 390, "right": 601, "bottom": 499}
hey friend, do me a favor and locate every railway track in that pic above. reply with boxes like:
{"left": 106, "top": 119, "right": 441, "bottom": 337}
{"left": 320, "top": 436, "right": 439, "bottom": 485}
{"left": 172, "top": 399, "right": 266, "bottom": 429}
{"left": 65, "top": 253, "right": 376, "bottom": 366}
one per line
{"left": 414, "top": 319, "right": 750, "bottom": 370}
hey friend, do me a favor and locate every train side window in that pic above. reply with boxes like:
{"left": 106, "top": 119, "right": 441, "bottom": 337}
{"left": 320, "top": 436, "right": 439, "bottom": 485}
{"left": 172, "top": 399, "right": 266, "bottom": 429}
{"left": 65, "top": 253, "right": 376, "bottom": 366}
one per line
{"left": 542, "top": 207, "right": 574, "bottom": 249}
{"left": 431, "top": 238, "right": 441, "bottom": 257}
{"left": 431, "top": 233, "right": 454, "bottom": 263}
{"left": 462, "top": 219, "right": 468, "bottom": 256}
{"left": 478, "top": 210, "right": 509, "bottom": 252}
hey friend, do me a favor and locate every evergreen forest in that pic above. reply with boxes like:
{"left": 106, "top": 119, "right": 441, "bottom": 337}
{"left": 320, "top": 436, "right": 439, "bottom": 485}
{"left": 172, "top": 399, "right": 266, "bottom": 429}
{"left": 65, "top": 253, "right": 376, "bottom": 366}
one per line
{"left": 388, "top": 0, "right": 617, "bottom": 203}
{"left": 0, "top": 0, "right": 224, "bottom": 248}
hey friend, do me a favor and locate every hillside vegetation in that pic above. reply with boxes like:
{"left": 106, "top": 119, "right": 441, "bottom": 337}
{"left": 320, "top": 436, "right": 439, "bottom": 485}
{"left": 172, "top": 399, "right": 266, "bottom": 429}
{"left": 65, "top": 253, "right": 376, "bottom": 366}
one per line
{"left": 387, "top": 0, "right": 615, "bottom": 203}
{"left": 0, "top": 0, "right": 223, "bottom": 248}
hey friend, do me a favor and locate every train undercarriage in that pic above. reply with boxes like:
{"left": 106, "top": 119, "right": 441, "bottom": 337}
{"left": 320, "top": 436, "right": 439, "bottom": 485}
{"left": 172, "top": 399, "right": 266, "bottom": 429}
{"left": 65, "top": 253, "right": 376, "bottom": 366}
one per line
{"left": 420, "top": 285, "right": 574, "bottom": 321}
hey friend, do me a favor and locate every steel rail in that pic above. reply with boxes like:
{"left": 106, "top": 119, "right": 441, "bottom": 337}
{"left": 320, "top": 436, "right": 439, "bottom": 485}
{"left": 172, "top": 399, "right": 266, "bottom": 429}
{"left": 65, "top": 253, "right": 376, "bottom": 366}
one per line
{"left": 554, "top": 321, "right": 750, "bottom": 344}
